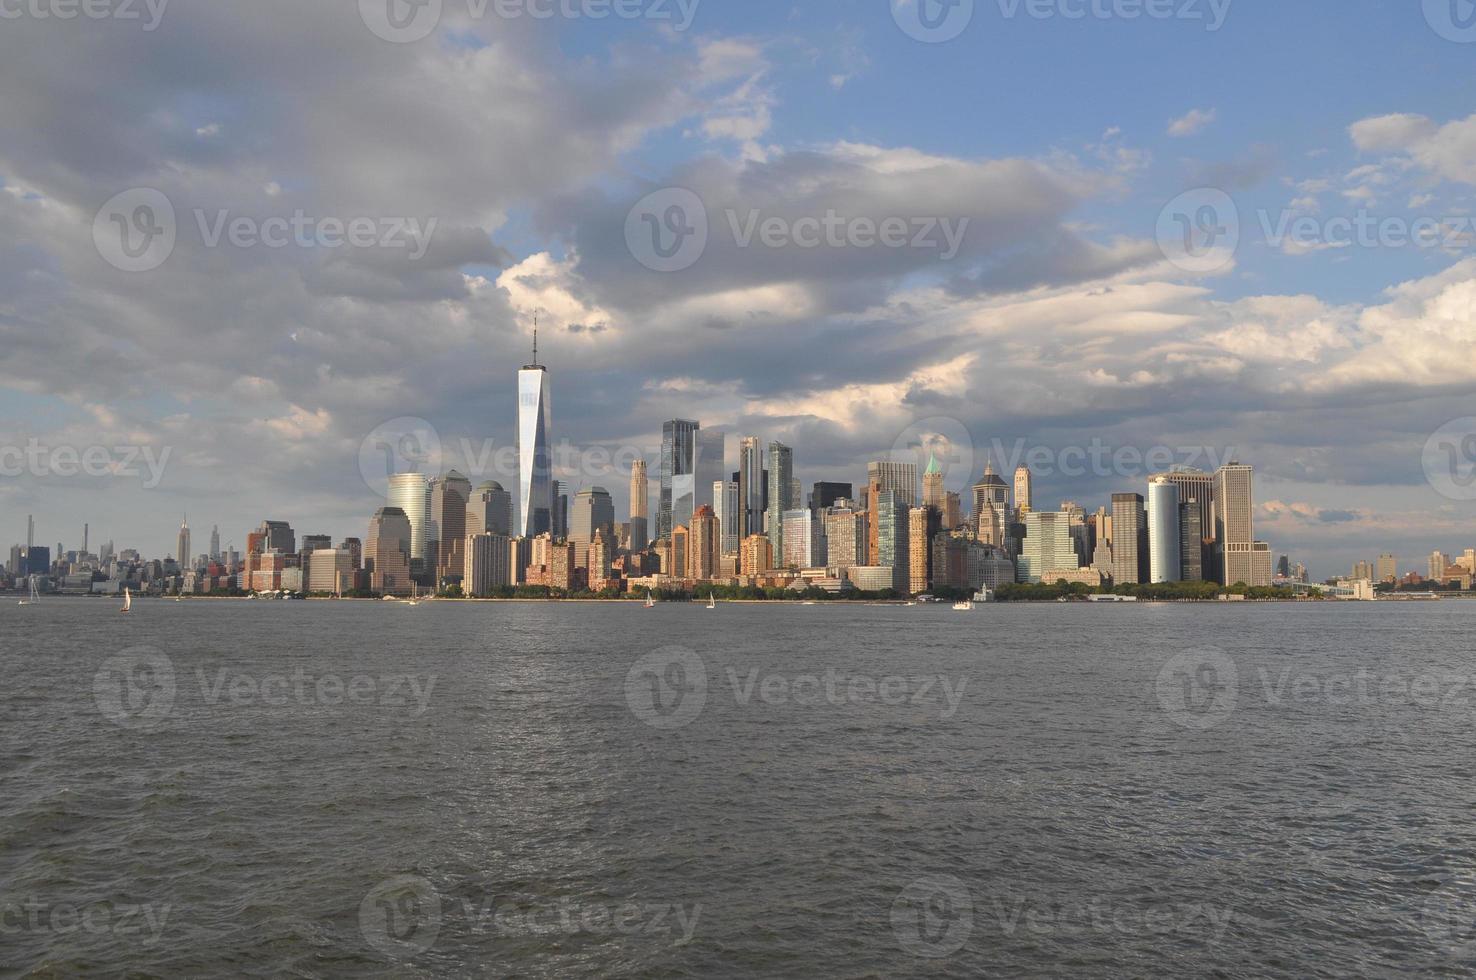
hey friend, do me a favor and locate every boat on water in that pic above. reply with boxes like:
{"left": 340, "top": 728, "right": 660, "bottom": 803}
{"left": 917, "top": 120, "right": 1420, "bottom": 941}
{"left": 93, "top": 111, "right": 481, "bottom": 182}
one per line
{"left": 17, "top": 576, "right": 40, "bottom": 606}
{"left": 953, "top": 600, "right": 974, "bottom": 611}
{"left": 706, "top": 593, "right": 716, "bottom": 609}
{"left": 1086, "top": 594, "right": 1138, "bottom": 602}
{"left": 120, "top": 587, "right": 132, "bottom": 614}
{"left": 645, "top": 590, "right": 656, "bottom": 608}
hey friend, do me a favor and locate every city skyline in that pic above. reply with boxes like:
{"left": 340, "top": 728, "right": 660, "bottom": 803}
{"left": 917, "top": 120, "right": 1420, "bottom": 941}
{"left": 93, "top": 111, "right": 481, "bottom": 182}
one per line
{"left": 4, "top": 4, "right": 1476, "bottom": 578}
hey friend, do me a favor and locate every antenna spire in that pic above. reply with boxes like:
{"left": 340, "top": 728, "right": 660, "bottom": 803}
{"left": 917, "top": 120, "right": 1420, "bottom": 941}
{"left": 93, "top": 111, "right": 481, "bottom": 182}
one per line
{"left": 533, "top": 312, "right": 538, "bottom": 366}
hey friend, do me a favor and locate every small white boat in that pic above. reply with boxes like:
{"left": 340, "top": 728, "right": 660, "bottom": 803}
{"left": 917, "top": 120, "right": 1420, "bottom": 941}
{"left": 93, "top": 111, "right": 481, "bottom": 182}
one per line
{"left": 18, "top": 576, "right": 39, "bottom": 606}
{"left": 952, "top": 600, "right": 974, "bottom": 611}
{"left": 120, "top": 587, "right": 132, "bottom": 614}
{"left": 706, "top": 593, "right": 716, "bottom": 609}
{"left": 645, "top": 590, "right": 656, "bottom": 608}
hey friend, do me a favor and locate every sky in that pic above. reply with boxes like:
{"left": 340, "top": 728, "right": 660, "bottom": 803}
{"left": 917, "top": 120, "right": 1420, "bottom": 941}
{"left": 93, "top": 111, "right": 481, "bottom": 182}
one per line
{"left": 3, "top": 0, "right": 1476, "bottom": 579}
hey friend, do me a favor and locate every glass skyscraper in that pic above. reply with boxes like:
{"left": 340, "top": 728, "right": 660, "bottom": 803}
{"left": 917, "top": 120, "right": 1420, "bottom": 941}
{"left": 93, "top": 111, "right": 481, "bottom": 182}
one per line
{"left": 517, "top": 343, "right": 552, "bottom": 538}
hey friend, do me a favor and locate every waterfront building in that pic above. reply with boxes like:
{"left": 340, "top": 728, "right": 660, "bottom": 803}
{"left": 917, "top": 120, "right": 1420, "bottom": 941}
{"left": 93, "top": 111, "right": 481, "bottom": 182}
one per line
{"left": 1147, "top": 478, "right": 1182, "bottom": 584}
{"left": 388, "top": 472, "right": 431, "bottom": 572}
{"left": 629, "top": 459, "right": 649, "bottom": 552}
{"left": 1110, "top": 492, "right": 1147, "bottom": 585}
{"left": 740, "top": 534, "right": 772, "bottom": 576}
{"left": 1018, "top": 510, "right": 1078, "bottom": 584}
{"left": 875, "top": 489, "right": 910, "bottom": 593}
{"left": 690, "top": 506, "right": 720, "bottom": 580}
{"left": 431, "top": 470, "right": 472, "bottom": 585}
{"left": 463, "top": 533, "right": 512, "bottom": 596}
{"left": 366, "top": 506, "right": 413, "bottom": 597}
{"left": 738, "top": 437, "right": 767, "bottom": 539}
{"left": 781, "top": 508, "right": 825, "bottom": 570}
{"left": 715, "top": 479, "right": 740, "bottom": 556}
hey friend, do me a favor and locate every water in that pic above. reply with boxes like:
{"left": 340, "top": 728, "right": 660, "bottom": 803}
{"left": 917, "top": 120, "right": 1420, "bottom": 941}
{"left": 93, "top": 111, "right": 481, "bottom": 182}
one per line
{"left": 4, "top": 599, "right": 1476, "bottom": 977}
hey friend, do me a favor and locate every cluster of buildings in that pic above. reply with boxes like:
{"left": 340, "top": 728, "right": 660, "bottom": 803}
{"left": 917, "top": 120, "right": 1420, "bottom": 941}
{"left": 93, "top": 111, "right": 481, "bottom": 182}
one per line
{"left": 2, "top": 514, "right": 232, "bottom": 596}
{"left": 5, "top": 348, "right": 1306, "bottom": 600}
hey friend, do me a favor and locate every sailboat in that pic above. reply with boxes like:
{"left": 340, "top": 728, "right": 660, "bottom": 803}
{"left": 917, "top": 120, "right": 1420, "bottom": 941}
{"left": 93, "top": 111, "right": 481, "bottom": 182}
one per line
{"left": 706, "top": 592, "right": 716, "bottom": 610}
{"left": 645, "top": 590, "right": 656, "bottom": 609}
{"left": 120, "top": 587, "right": 132, "bottom": 614}
{"left": 18, "top": 576, "right": 39, "bottom": 606}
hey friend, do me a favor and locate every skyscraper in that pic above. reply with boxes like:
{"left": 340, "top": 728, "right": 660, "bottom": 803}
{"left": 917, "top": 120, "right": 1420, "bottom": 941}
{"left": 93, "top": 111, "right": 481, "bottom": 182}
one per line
{"left": 766, "top": 442, "right": 794, "bottom": 561}
{"left": 908, "top": 506, "right": 933, "bottom": 595}
{"left": 366, "top": 506, "right": 413, "bottom": 597}
{"left": 1178, "top": 500, "right": 1203, "bottom": 581}
{"left": 569, "top": 486, "right": 615, "bottom": 568}
{"left": 1155, "top": 467, "right": 1216, "bottom": 582}
{"left": 517, "top": 334, "right": 553, "bottom": 538}
{"left": 387, "top": 472, "right": 431, "bottom": 566}
{"left": 922, "top": 455, "right": 946, "bottom": 513}
{"left": 209, "top": 525, "right": 220, "bottom": 561}
{"left": 1147, "top": 478, "right": 1182, "bottom": 584}
{"left": 875, "top": 489, "right": 910, "bottom": 593}
{"left": 629, "top": 459, "right": 649, "bottom": 551}
{"left": 1013, "top": 466, "right": 1033, "bottom": 515}
{"left": 1215, "top": 463, "right": 1265, "bottom": 586}
{"left": 176, "top": 517, "right": 190, "bottom": 568}
{"left": 738, "top": 437, "right": 766, "bottom": 538}
{"left": 689, "top": 505, "right": 719, "bottom": 580}
{"left": 431, "top": 470, "right": 471, "bottom": 585}
{"left": 1377, "top": 554, "right": 1397, "bottom": 584}
{"left": 1018, "top": 510, "right": 1077, "bottom": 583}
{"left": 867, "top": 459, "right": 919, "bottom": 509}
{"left": 715, "top": 479, "right": 740, "bottom": 555}
{"left": 659, "top": 420, "right": 698, "bottom": 540}
{"left": 1110, "top": 492, "right": 1147, "bottom": 586}
{"left": 972, "top": 463, "right": 1008, "bottom": 542}
{"left": 466, "top": 481, "right": 513, "bottom": 537}
{"left": 811, "top": 481, "right": 853, "bottom": 512}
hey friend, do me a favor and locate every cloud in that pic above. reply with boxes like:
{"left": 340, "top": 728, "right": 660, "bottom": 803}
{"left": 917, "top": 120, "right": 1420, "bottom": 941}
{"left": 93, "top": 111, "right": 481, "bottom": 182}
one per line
{"left": 1348, "top": 112, "right": 1476, "bottom": 186}
{"left": 1168, "top": 108, "right": 1217, "bottom": 138}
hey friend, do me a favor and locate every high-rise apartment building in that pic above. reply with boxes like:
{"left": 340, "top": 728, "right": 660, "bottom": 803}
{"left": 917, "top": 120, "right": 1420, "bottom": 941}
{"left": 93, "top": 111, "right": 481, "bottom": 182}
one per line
{"left": 823, "top": 504, "right": 867, "bottom": 571}
{"left": 1215, "top": 463, "right": 1267, "bottom": 586}
{"left": 1377, "top": 554, "right": 1397, "bottom": 584}
{"left": 689, "top": 506, "right": 720, "bottom": 579}
{"left": 1147, "top": 478, "right": 1182, "bottom": 584}
{"left": 740, "top": 534, "right": 773, "bottom": 576}
{"left": 715, "top": 479, "right": 740, "bottom": 555}
{"left": 875, "top": 489, "right": 910, "bottom": 593}
{"left": 908, "top": 506, "right": 934, "bottom": 595}
{"left": 463, "top": 533, "right": 512, "bottom": 596}
{"left": 738, "top": 437, "right": 766, "bottom": 539}
{"left": 780, "top": 509, "right": 825, "bottom": 570}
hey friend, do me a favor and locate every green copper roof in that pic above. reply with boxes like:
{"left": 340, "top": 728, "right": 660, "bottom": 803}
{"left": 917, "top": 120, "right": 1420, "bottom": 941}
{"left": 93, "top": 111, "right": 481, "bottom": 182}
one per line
{"left": 924, "top": 452, "right": 942, "bottom": 476}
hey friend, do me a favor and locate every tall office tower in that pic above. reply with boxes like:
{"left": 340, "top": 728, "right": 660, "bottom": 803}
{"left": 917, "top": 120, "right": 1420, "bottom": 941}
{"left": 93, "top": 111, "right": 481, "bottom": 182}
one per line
{"left": 1147, "top": 479, "right": 1182, "bottom": 584}
{"left": 366, "top": 506, "right": 413, "bottom": 596}
{"left": 781, "top": 509, "right": 825, "bottom": 569}
{"left": 516, "top": 330, "right": 553, "bottom": 537}
{"left": 27, "top": 514, "right": 34, "bottom": 552}
{"left": 1153, "top": 467, "right": 1215, "bottom": 581}
{"left": 696, "top": 429, "right": 726, "bottom": 515}
{"left": 466, "top": 481, "right": 514, "bottom": 538}
{"left": 875, "top": 489, "right": 910, "bottom": 593}
{"left": 176, "top": 517, "right": 190, "bottom": 568}
{"left": 208, "top": 525, "right": 219, "bottom": 560}
{"left": 922, "top": 454, "right": 947, "bottom": 514}
{"left": 972, "top": 462, "right": 1008, "bottom": 531}
{"left": 82, "top": 523, "right": 88, "bottom": 556}
{"left": 868, "top": 460, "right": 919, "bottom": 509}
{"left": 1430, "top": 551, "right": 1449, "bottom": 582}
{"left": 387, "top": 472, "right": 431, "bottom": 565}
{"left": 659, "top": 419, "right": 699, "bottom": 540}
{"left": 908, "top": 507, "right": 934, "bottom": 595}
{"left": 766, "top": 442, "right": 794, "bottom": 560}
{"left": 629, "top": 458, "right": 649, "bottom": 552}
{"left": 1110, "top": 492, "right": 1147, "bottom": 585}
{"left": 552, "top": 482, "right": 570, "bottom": 539}
{"left": 689, "top": 506, "right": 720, "bottom": 580}
{"left": 738, "top": 437, "right": 766, "bottom": 538}
{"left": 1017, "top": 510, "right": 1078, "bottom": 583}
{"left": 463, "top": 533, "right": 512, "bottom": 597}
{"left": 339, "top": 537, "right": 363, "bottom": 571}
{"left": 569, "top": 486, "right": 615, "bottom": 569}
{"left": 824, "top": 504, "right": 867, "bottom": 572}
{"left": 1214, "top": 462, "right": 1259, "bottom": 586}
{"left": 1013, "top": 466, "right": 1033, "bottom": 515}
{"left": 668, "top": 525, "right": 690, "bottom": 578}
{"left": 811, "top": 481, "right": 853, "bottom": 512}
{"left": 1178, "top": 500, "right": 1204, "bottom": 581}
{"left": 1276, "top": 555, "right": 1291, "bottom": 579}
{"left": 943, "top": 492, "right": 962, "bottom": 531}
{"left": 1377, "top": 554, "right": 1397, "bottom": 583}
{"left": 715, "top": 480, "right": 740, "bottom": 555}
{"left": 587, "top": 531, "right": 615, "bottom": 589}
{"left": 1352, "top": 559, "right": 1373, "bottom": 580}
{"left": 431, "top": 470, "right": 472, "bottom": 584}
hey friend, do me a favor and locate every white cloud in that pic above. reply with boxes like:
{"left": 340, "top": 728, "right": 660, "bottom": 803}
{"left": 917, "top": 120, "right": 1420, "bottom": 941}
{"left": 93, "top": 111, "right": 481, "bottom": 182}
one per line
{"left": 1167, "top": 107, "right": 1217, "bottom": 138}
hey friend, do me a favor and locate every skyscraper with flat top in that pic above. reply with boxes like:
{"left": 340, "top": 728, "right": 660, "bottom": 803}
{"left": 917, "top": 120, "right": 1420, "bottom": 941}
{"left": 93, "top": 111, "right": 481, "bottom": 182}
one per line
{"left": 1147, "top": 478, "right": 1182, "bottom": 583}
{"left": 1111, "top": 492, "right": 1147, "bottom": 585}
{"left": 738, "top": 437, "right": 766, "bottom": 538}
{"left": 1013, "top": 466, "right": 1033, "bottom": 514}
{"left": 867, "top": 460, "right": 918, "bottom": 509}
{"left": 1215, "top": 463, "right": 1263, "bottom": 585}
{"left": 659, "top": 420, "right": 698, "bottom": 540}
{"left": 629, "top": 459, "right": 649, "bottom": 551}
{"left": 517, "top": 333, "right": 553, "bottom": 538}
{"left": 766, "top": 442, "right": 794, "bottom": 560}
